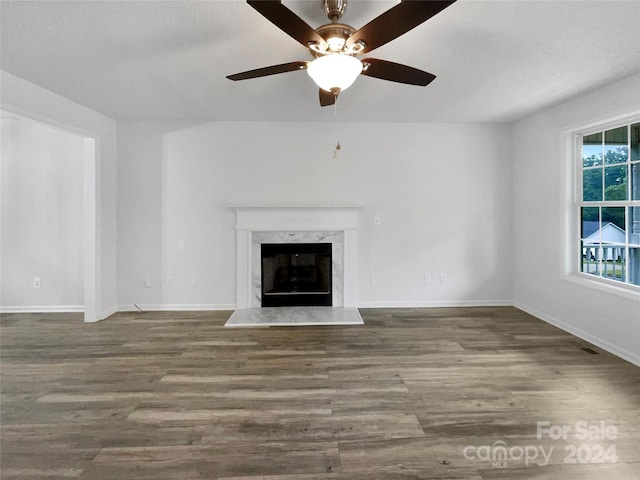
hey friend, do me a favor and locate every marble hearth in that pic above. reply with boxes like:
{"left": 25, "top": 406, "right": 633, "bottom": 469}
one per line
{"left": 233, "top": 206, "right": 359, "bottom": 309}
{"left": 225, "top": 306, "right": 364, "bottom": 327}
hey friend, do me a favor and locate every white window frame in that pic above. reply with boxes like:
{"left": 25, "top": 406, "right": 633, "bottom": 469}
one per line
{"left": 563, "top": 112, "right": 640, "bottom": 301}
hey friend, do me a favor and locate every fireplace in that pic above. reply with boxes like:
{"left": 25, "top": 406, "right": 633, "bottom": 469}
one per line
{"left": 233, "top": 206, "right": 360, "bottom": 309}
{"left": 261, "top": 243, "right": 332, "bottom": 307}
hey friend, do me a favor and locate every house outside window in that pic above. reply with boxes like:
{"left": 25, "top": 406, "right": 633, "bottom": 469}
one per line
{"left": 578, "top": 119, "right": 640, "bottom": 289}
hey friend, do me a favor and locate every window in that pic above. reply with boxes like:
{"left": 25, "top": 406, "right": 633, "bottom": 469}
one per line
{"left": 577, "top": 120, "right": 640, "bottom": 289}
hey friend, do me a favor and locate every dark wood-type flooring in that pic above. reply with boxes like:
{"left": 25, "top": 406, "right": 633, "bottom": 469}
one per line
{"left": 1, "top": 307, "right": 639, "bottom": 479}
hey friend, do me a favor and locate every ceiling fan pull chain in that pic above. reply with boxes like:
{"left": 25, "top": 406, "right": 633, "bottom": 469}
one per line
{"left": 332, "top": 91, "right": 341, "bottom": 159}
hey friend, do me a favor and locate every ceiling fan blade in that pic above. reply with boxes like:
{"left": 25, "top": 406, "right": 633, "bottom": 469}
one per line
{"left": 247, "top": 0, "right": 328, "bottom": 51}
{"left": 346, "top": 0, "right": 456, "bottom": 54}
{"left": 319, "top": 89, "right": 336, "bottom": 107}
{"left": 226, "top": 61, "right": 308, "bottom": 81}
{"left": 361, "top": 58, "right": 436, "bottom": 86}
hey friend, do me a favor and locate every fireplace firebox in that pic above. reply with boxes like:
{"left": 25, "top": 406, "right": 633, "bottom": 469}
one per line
{"left": 261, "top": 243, "right": 332, "bottom": 307}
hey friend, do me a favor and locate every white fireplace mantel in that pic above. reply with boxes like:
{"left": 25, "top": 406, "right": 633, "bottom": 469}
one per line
{"left": 233, "top": 205, "right": 360, "bottom": 309}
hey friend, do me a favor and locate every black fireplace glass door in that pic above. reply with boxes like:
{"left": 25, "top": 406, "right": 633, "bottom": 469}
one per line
{"left": 261, "top": 243, "right": 332, "bottom": 307}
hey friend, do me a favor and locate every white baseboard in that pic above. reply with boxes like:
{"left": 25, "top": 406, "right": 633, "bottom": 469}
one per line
{"left": 514, "top": 301, "right": 640, "bottom": 367}
{"left": 99, "top": 306, "right": 118, "bottom": 320}
{"left": 0, "top": 305, "right": 84, "bottom": 313}
{"left": 117, "top": 303, "right": 235, "bottom": 313}
{"left": 357, "top": 299, "right": 513, "bottom": 308}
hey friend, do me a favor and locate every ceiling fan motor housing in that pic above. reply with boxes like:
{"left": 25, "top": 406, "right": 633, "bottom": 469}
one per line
{"left": 311, "top": 23, "right": 357, "bottom": 54}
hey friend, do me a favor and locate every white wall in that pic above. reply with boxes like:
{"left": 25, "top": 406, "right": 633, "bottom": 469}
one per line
{"left": 116, "top": 121, "right": 196, "bottom": 308}
{"left": 1, "top": 117, "right": 84, "bottom": 308}
{"left": 117, "top": 121, "right": 513, "bottom": 309}
{"left": 512, "top": 72, "right": 640, "bottom": 365}
{"left": 1, "top": 70, "right": 118, "bottom": 320}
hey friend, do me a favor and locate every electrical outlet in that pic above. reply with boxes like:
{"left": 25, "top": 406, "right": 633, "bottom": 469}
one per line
{"left": 33, "top": 277, "right": 41, "bottom": 288}
{"left": 373, "top": 215, "right": 381, "bottom": 226}
{"left": 144, "top": 278, "right": 152, "bottom": 288}
{"left": 166, "top": 276, "right": 173, "bottom": 286}
{"left": 371, "top": 274, "right": 379, "bottom": 285}
{"left": 440, "top": 274, "right": 447, "bottom": 284}
{"left": 423, "top": 273, "right": 431, "bottom": 286}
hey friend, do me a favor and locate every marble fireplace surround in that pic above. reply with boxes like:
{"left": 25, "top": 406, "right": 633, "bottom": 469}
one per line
{"left": 233, "top": 206, "right": 359, "bottom": 309}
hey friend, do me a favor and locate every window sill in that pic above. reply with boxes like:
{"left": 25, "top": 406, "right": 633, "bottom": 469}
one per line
{"left": 562, "top": 272, "right": 640, "bottom": 302}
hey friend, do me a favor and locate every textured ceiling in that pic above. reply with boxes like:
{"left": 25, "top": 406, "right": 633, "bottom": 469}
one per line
{"left": 1, "top": 0, "right": 639, "bottom": 123}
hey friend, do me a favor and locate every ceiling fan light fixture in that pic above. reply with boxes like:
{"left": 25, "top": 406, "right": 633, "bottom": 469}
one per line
{"left": 326, "top": 36, "right": 346, "bottom": 51}
{"left": 307, "top": 54, "right": 363, "bottom": 93}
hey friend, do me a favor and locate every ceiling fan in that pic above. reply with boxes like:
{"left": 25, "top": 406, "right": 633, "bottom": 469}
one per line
{"left": 227, "top": 0, "right": 457, "bottom": 107}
